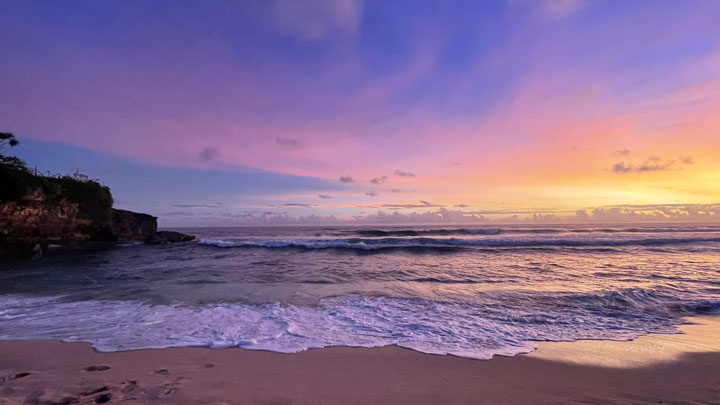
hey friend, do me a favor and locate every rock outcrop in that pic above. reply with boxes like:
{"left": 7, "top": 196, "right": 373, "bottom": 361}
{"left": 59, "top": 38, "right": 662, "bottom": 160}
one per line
{"left": 1, "top": 138, "right": 194, "bottom": 257}
{"left": 108, "top": 211, "right": 196, "bottom": 244}
{"left": 0, "top": 189, "right": 91, "bottom": 257}
{"left": 146, "top": 231, "right": 196, "bottom": 244}
{"left": 110, "top": 209, "right": 158, "bottom": 242}
{"left": 0, "top": 188, "right": 194, "bottom": 257}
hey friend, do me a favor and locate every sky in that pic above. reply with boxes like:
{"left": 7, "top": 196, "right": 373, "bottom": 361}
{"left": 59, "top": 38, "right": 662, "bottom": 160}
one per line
{"left": 2, "top": 0, "right": 720, "bottom": 226}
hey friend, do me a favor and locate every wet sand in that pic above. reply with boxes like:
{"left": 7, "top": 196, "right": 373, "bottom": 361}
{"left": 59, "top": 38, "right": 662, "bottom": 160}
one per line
{"left": 529, "top": 315, "right": 720, "bottom": 368}
{"left": 1, "top": 317, "right": 719, "bottom": 404}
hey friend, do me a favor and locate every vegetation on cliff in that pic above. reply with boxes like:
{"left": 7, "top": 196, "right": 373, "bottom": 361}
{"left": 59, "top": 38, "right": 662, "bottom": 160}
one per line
{"left": 1, "top": 132, "right": 194, "bottom": 257}
{"left": 0, "top": 132, "right": 113, "bottom": 224}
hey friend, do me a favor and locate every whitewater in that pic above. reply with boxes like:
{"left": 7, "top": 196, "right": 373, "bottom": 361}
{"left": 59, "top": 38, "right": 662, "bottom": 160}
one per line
{"left": 1, "top": 224, "right": 719, "bottom": 359}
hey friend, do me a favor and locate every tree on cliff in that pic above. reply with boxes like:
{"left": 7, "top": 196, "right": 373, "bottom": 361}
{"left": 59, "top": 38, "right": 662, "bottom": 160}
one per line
{"left": 0, "top": 132, "right": 26, "bottom": 169}
{"left": 0, "top": 132, "right": 19, "bottom": 148}
{"left": 1, "top": 132, "right": 114, "bottom": 227}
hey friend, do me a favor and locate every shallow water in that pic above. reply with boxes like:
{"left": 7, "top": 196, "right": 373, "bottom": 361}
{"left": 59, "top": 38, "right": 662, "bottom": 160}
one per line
{"left": 1, "top": 224, "right": 719, "bottom": 359}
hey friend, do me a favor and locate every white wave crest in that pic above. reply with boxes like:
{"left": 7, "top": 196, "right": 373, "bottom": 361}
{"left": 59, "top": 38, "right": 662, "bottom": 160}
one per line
{"left": 0, "top": 294, "right": 693, "bottom": 359}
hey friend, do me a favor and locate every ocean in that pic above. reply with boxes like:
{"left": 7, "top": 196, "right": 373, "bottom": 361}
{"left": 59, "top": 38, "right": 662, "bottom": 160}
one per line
{"left": 1, "top": 224, "right": 719, "bottom": 359}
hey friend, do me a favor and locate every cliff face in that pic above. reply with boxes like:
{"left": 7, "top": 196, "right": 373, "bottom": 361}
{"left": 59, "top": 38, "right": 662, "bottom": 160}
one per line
{"left": 110, "top": 209, "right": 158, "bottom": 242}
{"left": 1, "top": 146, "right": 193, "bottom": 257}
{"left": 0, "top": 189, "right": 92, "bottom": 256}
{"left": 1, "top": 163, "right": 195, "bottom": 256}
{"left": 0, "top": 188, "right": 193, "bottom": 257}
{"left": 0, "top": 188, "right": 165, "bottom": 257}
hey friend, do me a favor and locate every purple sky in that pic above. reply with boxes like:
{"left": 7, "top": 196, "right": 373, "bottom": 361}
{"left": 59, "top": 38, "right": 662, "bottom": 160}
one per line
{"left": 2, "top": 0, "right": 720, "bottom": 225}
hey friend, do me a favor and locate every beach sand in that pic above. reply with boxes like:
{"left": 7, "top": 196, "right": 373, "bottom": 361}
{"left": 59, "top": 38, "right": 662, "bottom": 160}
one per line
{"left": 1, "top": 317, "right": 719, "bottom": 404}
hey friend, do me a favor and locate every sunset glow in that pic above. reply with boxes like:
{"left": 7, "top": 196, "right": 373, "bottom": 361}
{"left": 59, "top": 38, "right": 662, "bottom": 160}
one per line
{"left": 3, "top": 0, "right": 720, "bottom": 225}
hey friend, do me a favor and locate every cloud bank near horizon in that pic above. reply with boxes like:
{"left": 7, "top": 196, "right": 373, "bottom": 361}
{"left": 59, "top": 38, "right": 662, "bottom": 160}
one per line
{"left": 160, "top": 203, "right": 720, "bottom": 227}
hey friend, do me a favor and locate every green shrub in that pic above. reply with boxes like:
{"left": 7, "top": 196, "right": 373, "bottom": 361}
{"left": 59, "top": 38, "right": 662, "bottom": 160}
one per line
{"left": 0, "top": 166, "right": 113, "bottom": 225}
{"left": 0, "top": 132, "right": 114, "bottom": 225}
{"left": 45, "top": 176, "right": 113, "bottom": 224}
{"left": 0, "top": 165, "right": 40, "bottom": 201}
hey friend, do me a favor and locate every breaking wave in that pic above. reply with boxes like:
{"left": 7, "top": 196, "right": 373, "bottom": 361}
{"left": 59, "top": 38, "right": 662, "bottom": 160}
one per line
{"left": 199, "top": 236, "right": 720, "bottom": 251}
{"left": 2, "top": 223, "right": 719, "bottom": 361}
{"left": 1, "top": 289, "right": 717, "bottom": 359}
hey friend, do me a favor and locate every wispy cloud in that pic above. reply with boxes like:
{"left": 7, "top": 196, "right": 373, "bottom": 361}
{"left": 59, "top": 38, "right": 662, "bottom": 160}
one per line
{"left": 161, "top": 211, "right": 196, "bottom": 216}
{"left": 509, "top": 0, "right": 588, "bottom": 18}
{"left": 318, "top": 194, "right": 332, "bottom": 199}
{"left": 611, "top": 162, "right": 634, "bottom": 173}
{"left": 271, "top": 0, "right": 364, "bottom": 40}
{"left": 380, "top": 200, "right": 443, "bottom": 209}
{"left": 542, "top": 0, "right": 588, "bottom": 18}
{"left": 280, "top": 203, "right": 318, "bottom": 207}
{"left": 679, "top": 155, "right": 694, "bottom": 164}
{"left": 276, "top": 137, "right": 303, "bottom": 150}
{"left": 339, "top": 175, "right": 354, "bottom": 183}
{"left": 172, "top": 203, "right": 224, "bottom": 208}
{"left": 370, "top": 176, "right": 388, "bottom": 185}
{"left": 365, "top": 190, "right": 378, "bottom": 197}
{"left": 616, "top": 149, "right": 631, "bottom": 156}
{"left": 612, "top": 155, "right": 694, "bottom": 174}
{"left": 198, "top": 147, "right": 219, "bottom": 161}
{"left": 394, "top": 169, "right": 415, "bottom": 177}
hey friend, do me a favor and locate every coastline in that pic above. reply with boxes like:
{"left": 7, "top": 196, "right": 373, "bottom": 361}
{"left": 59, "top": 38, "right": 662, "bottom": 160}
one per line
{"left": 1, "top": 316, "right": 719, "bottom": 404}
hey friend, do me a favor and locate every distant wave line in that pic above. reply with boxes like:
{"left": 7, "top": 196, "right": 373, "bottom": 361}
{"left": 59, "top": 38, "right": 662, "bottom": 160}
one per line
{"left": 351, "top": 227, "right": 720, "bottom": 237}
{"left": 198, "top": 236, "right": 720, "bottom": 251}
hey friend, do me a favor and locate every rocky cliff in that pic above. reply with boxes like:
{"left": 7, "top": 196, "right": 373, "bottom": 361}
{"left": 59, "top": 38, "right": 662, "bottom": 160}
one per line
{"left": 0, "top": 187, "right": 194, "bottom": 257}
{"left": 108, "top": 211, "right": 195, "bottom": 244}
{"left": 0, "top": 188, "right": 90, "bottom": 256}
{"left": 1, "top": 133, "right": 193, "bottom": 257}
{"left": 110, "top": 209, "right": 158, "bottom": 242}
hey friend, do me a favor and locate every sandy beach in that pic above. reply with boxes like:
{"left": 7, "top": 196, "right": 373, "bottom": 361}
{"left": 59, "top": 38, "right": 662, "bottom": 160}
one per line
{"left": 1, "top": 316, "right": 719, "bottom": 404}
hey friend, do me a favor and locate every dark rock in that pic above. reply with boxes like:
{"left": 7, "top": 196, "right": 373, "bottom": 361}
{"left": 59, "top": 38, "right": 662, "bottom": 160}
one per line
{"left": 0, "top": 189, "right": 90, "bottom": 257}
{"left": 109, "top": 209, "right": 157, "bottom": 242}
{"left": 84, "top": 365, "right": 111, "bottom": 372}
{"left": 0, "top": 182, "right": 192, "bottom": 257}
{"left": 146, "top": 231, "right": 195, "bottom": 244}
{"left": 120, "top": 380, "right": 138, "bottom": 394}
{"left": 81, "top": 386, "right": 108, "bottom": 396}
{"left": 90, "top": 225, "right": 118, "bottom": 243}
{"left": 95, "top": 393, "right": 111, "bottom": 403}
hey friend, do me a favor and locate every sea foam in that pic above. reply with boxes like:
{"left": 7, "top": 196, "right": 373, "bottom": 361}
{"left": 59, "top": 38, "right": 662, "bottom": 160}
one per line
{"left": 1, "top": 291, "right": 711, "bottom": 359}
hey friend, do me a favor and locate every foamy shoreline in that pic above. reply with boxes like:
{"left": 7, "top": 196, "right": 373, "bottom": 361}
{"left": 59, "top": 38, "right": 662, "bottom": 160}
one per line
{"left": 1, "top": 316, "right": 719, "bottom": 404}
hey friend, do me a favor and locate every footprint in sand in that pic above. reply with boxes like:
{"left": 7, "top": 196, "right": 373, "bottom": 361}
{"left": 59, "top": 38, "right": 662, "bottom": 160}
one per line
{"left": 158, "top": 387, "right": 177, "bottom": 398}
{"left": 22, "top": 389, "right": 80, "bottom": 405}
{"left": 152, "top": 376, "right": 185, "bottom": 399}
{"left": 145, "top": 381, "right": 179, "bottom": 400}
{"left": 0, "top": 372, "right": 31, "bottom": 384}
{"left": 84, "top": 365, "right": 111, "bottom": 372}
{"left": 80, "top": 386, "right": 108, "bottom": 396}
{"left": 120, "top": 380, "right": 139, "bottom": 394}
{"left": 94, "top": 393, "right": 112, "bottom": 403}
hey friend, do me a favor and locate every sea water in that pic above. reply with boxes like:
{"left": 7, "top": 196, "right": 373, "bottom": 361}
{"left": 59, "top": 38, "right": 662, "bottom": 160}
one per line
{"left": 1, "top": 224, "right": 719, "bottom": 359}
